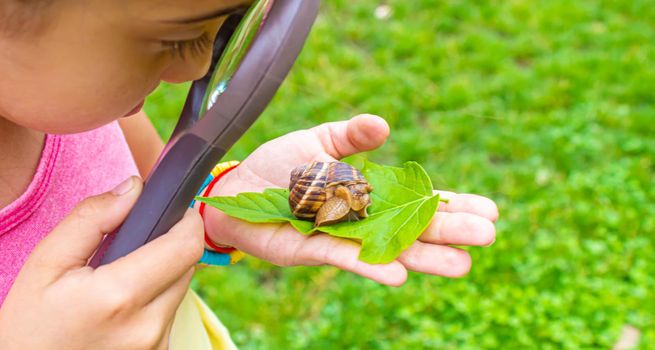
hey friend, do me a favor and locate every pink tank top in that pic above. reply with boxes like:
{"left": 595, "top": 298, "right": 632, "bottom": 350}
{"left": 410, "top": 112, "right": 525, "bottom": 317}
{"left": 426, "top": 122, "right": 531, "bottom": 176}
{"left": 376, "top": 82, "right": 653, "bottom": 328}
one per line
{"left": 0, "top": 122, "right": 139, "bottom": 303}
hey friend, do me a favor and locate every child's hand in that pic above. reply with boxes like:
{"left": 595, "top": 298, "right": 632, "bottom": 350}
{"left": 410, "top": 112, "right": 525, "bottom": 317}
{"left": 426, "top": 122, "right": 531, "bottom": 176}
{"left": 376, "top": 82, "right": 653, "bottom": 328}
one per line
{"left": 0, "top": 177, "right": 204, "bottom": 350}
{"left": 205, "top": 115, "right": 498, "bottom": 286}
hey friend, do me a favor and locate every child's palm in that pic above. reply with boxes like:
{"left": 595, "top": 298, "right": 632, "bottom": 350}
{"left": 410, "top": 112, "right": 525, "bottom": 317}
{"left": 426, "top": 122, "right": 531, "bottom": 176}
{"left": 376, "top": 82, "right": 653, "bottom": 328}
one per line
{"left": 207, "top": 115, "right": 498, "bottom": 285}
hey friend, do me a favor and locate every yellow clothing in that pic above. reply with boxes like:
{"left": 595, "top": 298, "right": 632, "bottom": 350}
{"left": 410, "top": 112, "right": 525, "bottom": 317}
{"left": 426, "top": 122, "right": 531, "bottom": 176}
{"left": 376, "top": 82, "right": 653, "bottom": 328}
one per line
{"left": 170, "top": 289, "right": 238, "bottom": 350}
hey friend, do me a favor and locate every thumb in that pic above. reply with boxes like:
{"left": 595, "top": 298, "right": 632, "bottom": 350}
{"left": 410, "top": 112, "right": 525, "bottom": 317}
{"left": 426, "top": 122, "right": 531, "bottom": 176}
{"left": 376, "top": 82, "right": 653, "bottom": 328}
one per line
{"left": 26, "top": 176, "right": 143, "bottom": 279}
{"left": 312, "top": 114, "right": 390, "bottom": 159}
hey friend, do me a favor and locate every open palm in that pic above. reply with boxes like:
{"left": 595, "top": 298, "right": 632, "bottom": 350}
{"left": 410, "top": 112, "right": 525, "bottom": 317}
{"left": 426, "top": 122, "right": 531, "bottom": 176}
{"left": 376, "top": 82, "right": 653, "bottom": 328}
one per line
{"left": 204, "top": 115, "right": 498, "bottom": 285}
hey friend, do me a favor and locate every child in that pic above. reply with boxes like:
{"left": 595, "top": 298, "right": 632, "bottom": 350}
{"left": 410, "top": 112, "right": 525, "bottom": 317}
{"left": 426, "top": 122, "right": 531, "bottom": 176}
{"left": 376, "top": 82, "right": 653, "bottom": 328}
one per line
{"left": 0, "top": 0, "right": 498, "bottom": 348}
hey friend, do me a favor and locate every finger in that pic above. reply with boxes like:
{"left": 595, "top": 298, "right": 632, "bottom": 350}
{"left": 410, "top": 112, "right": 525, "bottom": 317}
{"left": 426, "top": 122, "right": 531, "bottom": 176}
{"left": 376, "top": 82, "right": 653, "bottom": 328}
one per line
{"left": 436, "top": 190, "right": 499, "bottom": 222}
{"left": 288, "top": 231, "right": 408, "bottom": 287}
{"left": 219, "top": 220, "right": 408, "bottom": 286}
{"left": 27, "top": 176, "right": 142, "bottom": 280}
{"left": 147, "top": 268, "right": 195, "bottom": 329}
{"left": 312, "top": 114, "right": 390, "bottom": 159}
{"left": 419, "top": 212, "right": 496, "bottom": 246}
{"left": 156, "top": 317, "right": 177, "bottom": 350}
{"left": 98, "top": 210, "right": 204, "bottom": 304}
{"left": 398, "top": 241, "right": 472, "bottom": 277}
{"left": 134, "top": 269, "right": 192, "bottom": 350}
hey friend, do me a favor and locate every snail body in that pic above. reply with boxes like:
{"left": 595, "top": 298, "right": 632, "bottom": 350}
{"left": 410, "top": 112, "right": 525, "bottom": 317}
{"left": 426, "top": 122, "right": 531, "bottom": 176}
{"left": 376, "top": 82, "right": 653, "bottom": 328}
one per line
{"left": 289, "top": 161, "right": 373, "bottom": 226}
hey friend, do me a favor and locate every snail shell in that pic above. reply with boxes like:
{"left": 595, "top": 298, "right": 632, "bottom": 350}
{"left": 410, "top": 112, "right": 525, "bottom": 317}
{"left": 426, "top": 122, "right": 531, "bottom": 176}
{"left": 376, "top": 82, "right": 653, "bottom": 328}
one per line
{"left": 289, "top": 161, "right": 373, "bottom": 226}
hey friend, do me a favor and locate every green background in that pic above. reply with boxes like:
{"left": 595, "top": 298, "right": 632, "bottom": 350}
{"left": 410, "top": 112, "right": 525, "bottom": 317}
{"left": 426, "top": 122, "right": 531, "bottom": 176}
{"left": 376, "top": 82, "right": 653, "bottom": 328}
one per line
{"left": 144, "top": 0, "right": 654, "bottom": 348}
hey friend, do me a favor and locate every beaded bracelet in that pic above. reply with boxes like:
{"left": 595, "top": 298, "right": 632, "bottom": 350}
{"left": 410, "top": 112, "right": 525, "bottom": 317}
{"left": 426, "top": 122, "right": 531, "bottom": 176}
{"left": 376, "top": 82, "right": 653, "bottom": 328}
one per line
{"left": 191, "top": 161, "right": 245, "bottom": 266}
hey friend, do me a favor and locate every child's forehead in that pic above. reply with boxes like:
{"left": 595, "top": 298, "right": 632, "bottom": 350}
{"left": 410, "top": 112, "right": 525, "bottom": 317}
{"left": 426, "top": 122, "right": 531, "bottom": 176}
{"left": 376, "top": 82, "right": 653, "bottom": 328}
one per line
{"left": 126, "top": 0, "right": 251, "bottom": 22}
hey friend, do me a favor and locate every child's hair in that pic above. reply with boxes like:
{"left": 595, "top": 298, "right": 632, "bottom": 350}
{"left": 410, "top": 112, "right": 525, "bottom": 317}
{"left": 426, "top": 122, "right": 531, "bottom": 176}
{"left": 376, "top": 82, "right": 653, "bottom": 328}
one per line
{"left": 0, "top": 0, "right": 51, "bottom": 36}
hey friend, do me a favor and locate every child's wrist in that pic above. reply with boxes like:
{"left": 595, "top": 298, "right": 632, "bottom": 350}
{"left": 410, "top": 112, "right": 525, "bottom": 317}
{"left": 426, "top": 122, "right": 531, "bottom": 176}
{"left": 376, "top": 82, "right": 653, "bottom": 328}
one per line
{"left": 200, "top": 162, "right": 239, "bottom": 247}
{"left": 194, "top": 161, "right": 244, "bottom": 265}
{"left": 202, "top": 168, "right": 242, "bottom": 248}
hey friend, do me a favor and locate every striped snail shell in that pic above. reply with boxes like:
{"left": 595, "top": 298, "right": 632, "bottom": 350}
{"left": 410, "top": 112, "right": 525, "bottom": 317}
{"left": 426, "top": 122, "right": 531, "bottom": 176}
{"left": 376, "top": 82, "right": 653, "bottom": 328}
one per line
{"left": 288, "top": 161, "right": 373, "bottom": 227}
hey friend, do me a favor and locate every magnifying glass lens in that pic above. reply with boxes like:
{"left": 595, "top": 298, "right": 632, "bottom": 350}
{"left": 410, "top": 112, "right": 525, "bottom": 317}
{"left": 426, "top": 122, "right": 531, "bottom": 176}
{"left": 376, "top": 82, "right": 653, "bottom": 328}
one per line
{"left": 202, "top": 0, "right": 275, "bottom": 112}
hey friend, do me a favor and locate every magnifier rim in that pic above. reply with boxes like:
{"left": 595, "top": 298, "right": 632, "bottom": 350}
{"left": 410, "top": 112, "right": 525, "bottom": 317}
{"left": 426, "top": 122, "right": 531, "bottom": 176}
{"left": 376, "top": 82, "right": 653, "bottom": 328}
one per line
{"left": 90, "top": 0, "right": 320, "bottom": 267}
{"left": 200, "top": 0, "right": 275, "bottom": 114}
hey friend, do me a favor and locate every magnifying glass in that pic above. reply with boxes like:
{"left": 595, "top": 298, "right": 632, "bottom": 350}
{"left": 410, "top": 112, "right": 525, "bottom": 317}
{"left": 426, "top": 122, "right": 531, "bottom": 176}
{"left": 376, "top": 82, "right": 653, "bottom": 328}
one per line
{"left": 90, "top": 0, "right": 321, "bottom": 267}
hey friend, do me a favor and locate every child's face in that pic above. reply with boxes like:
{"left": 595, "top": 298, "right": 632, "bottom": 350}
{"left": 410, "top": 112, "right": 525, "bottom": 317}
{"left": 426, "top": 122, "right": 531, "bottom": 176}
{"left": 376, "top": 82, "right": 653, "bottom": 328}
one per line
{"left": 0, "top": 0, "right": 250, "bottom": 133}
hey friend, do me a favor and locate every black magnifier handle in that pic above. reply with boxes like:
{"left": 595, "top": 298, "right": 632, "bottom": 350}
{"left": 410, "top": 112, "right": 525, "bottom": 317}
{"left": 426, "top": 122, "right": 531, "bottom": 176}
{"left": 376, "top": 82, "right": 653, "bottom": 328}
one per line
{"left": 89, "top": 0, "right": 320, "bottom": 267}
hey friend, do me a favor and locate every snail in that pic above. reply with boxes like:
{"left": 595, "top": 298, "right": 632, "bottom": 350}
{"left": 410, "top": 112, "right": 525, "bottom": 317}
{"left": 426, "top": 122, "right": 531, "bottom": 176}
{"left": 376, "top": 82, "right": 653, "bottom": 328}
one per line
{"left": 288, "top": 161, "right": 373, "bottom": 227}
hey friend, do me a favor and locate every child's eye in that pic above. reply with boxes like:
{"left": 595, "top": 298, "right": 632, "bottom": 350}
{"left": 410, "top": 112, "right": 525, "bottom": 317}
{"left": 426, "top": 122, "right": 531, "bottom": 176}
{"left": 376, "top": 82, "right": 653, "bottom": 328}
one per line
{"left": 162, "top": 32, "right": 212, "bottom": 60}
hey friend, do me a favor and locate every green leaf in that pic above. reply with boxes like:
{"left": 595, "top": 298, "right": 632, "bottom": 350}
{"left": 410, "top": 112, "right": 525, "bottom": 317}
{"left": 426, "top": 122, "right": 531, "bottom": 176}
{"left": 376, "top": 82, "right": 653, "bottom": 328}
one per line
{"left": 196, "top": 161, "right": 441, "bottom": 264}
{"left": 318, "top": 161, "right": 441, "bottom": 263}
{"left": 196, "top": 188, "right": 315, "bottom": 234}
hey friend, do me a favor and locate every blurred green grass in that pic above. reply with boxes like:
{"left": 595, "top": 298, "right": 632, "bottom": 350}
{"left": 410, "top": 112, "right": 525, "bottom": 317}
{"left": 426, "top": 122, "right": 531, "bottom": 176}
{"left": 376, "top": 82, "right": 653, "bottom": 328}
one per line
{"left": 144, "top": 0, "right": 654, "bottom": 348}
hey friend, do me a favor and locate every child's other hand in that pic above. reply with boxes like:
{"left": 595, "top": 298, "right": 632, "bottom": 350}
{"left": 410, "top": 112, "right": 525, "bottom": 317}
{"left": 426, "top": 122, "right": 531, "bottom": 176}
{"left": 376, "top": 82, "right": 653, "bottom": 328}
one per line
{"left": 0, "top": 177, "right": 204, "bottom": 350}
{"left": 205, "top": 115, "right": 498, "bottom": 286}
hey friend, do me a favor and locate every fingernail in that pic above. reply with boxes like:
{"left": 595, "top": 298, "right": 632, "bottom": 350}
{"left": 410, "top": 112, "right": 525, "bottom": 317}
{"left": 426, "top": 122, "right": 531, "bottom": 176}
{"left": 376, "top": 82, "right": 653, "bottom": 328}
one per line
{"left": 484, "top": 238, "right": 496, "bottom": 247}
{"left": 111, "top": 177, "right": 135, "bottom": 196}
